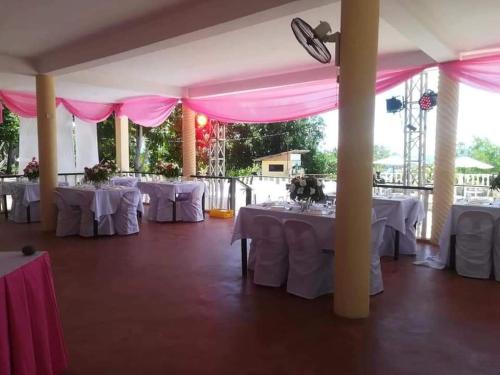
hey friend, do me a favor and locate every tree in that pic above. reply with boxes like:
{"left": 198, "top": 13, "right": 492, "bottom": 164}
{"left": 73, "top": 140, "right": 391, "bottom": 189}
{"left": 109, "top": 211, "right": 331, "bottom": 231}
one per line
{"left": 373, "top": 144, "right": 391, "bottom": 161}
{"left": 225, "top": 116, "right": 326, "bottom": 174}
{"left": 469, "top": 137, "right": 500, "bottom": 171}
{"left": 0, "top": 108, "right": 20, "bottom": 174}
{"left": 96, "top": 116, "right": 116, "bottom": 163}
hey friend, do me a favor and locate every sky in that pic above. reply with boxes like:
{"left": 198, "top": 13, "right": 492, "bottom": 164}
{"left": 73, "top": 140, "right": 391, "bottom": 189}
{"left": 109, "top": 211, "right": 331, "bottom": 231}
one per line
{"left": 320, "top": 68, "right": 500, "bottom": 156}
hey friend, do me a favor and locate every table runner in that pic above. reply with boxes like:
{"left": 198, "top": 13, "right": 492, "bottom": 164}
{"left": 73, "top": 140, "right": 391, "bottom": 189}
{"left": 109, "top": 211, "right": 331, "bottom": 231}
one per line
{"left": 0, "top": 251, "right": 68, "bottom": 375}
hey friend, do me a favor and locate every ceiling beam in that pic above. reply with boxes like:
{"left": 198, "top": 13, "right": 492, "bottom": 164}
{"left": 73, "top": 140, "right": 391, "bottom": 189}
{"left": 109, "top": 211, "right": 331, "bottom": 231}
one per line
{"left": 380, "top": 0, "right": 457, "bottom": 62}
{"left": 35, "top": 0, "right": 338, "bottom": 75}
{"left": 0, "top": 55, "right": 36, "bottom": 75}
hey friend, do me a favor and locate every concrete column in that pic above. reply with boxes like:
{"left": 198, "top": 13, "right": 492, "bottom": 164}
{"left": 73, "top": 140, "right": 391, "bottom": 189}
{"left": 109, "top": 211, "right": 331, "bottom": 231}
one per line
{"left": 182, "top": 104, "right": 196, "bottom": 177}
{"left": 115, "top": 116, "right": 129, "bottom": 171}
{"left": 334, "top": 0, "right": 379, "bottom": 318}
{"left": 431, "top": 70, "right": 459, "bottom": 243}
{"left": 36, "top": 75, "right": 58, "bottom": 231}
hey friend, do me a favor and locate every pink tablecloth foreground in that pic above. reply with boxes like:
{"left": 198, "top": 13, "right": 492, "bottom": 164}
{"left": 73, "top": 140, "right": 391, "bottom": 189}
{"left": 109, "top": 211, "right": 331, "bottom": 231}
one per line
{"left": 0, "top": 252, "right": 68, "bottom": 375}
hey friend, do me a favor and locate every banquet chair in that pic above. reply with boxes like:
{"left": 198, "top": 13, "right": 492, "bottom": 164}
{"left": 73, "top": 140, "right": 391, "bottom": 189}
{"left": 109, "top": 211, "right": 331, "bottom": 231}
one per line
{"left": 252, "top": 215, "right": 289, "bottom": 287}
{"left": 10, "top": 188, "right": 40, "bottom": 223}
{"left": 113, "top": 190, "right": 140, "bottom": 235}
{"left": 175, "top": 186, "right": 205, "bottom": 222}
{"left": 54, "top": 191, "right": 81, "bottom": 237}
{"left": 371, "top": 218, "right": 387, "bottom": 295}
{"left": 283, "top": 219, "right": 333, "bottom": 299}
{"left": 493, "top": 218, "right": 500, "bottom": 282}
{"left": 456, "top": 211, "right": 494, "bottom": 279}
{"left": 75, "top": 191, "right": 115, "bottom": 237}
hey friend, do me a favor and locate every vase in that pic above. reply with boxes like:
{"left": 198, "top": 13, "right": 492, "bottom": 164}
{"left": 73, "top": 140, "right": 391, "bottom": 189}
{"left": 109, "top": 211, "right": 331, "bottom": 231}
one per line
{"left": 299, "top": 198, "right": 312, "bottom": 212}
{"left": 28, "top": 177, "right": 39, "bottom": 183}
{"left": 93, "top": 181, "right": 103, "bottom": 189}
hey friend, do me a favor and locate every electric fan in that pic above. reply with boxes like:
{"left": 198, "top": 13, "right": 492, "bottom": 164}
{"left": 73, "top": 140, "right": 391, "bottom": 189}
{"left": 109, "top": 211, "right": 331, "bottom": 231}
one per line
{"left": 291, "top": 18, "right": 340, "bottom": 65}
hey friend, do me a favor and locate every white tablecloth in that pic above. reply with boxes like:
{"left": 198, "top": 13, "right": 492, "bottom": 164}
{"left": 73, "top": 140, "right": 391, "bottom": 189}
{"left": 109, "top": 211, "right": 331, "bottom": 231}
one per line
{"left": 372, "top": 196, "right": 425, "bottom": 234}
{"left": 55, "top": 185, "right": 143, "bottom": 220}
{"left": 110, "top": 176, "right": 139, "bottom": 187}
{"left": 1, "top": 181, "right": 40, "bottom": 206}
{"left": 417, "top": 203, "right": 500, "bottom": 269}
{"left": 138, "top": 181, "right": 205, "bottom": 201}
{"left": 232, "top": 205, "right": 338, "bottom": 250}
{"left": 0, "top": 251, "right": 44, "bottom": 277}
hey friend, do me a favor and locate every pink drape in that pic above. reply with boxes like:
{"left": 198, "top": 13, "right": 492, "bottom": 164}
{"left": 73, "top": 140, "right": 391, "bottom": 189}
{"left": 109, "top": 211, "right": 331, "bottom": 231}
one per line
{"left": 116, "top": 96, "right": 179, "bottom": 127}
{"left": 0, "top": 90, "right": 48, "bottom": 118}
{"left": 0, "top": 253, "right": 68, "bottom": 375}
{"left": 60, "top": 98, "right": 114, "bottom": 123}
{"left": 440, "top": 53, "right": 500, "bottom": 94}
{"left": 184, "top": 65, "right": 429, "bottom": 123}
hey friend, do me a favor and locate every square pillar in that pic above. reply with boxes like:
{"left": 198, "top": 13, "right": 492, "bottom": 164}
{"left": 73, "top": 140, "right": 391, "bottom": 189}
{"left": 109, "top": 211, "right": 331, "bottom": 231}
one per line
{"left": 115, "top": 115, "right": 129, "bottom": 171}
{"left": 182, "top": 104, "right": 196, "bottom": 177}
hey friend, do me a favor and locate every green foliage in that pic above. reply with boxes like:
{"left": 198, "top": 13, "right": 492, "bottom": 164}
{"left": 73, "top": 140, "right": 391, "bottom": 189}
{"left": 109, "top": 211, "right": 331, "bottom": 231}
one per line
{"left": 143, "top": 106, "right": 183, "bottom": 172}
{"left": 226, "top": 116, "right": 326, "bottom": 175}
{"left": 0, "top": 108, "right": 20, "bottom": 174}
{"left": 96, "top": 116, "right": 116, "bottom": 163}
{"left": 469, "top": 137, "right": 500, "bottom": 170}
{"left": 309, "top": 150, "right": 337, "bottom": 176}
{"left": 373, "top": 144, "right": 391, "bottom": 161}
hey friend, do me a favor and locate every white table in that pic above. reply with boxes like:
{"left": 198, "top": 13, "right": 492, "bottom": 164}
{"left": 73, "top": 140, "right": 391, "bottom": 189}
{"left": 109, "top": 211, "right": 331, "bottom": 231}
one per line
{"left": 56, "top": 185, "right": 144, "bottom": 235}
{"left": 420, "top": 203, "right": 500, "bottom": 269}
{"left": 138, "top": 180, "right": 205, "bottom": 222}
{"left": 2, "top": 181, "right": 41, "bottom": 223}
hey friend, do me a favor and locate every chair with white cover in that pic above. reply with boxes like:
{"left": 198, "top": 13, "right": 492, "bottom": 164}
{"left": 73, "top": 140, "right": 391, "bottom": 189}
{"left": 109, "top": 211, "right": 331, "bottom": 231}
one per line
{"left": 252, "top": 215, "right": 288, "bottom": 287}
{"left": 492, "top": 218, "right": 500, "bottom": 282}
{"left": 9, "top": 186, "right": 40, "bottom": 223}
{"left": 54, "top": 191, "right": 81, "bottom": 236}
{"left": 371, "top": 218, "right": 387, "bottom": 295}
{"left": 175, "top": 184, "right": 205, "bottom": 222}
{"left": 456, "top": 211, "right": 494, "bottom": 279}
{"left": 113, "top": 190, "right": 140, "bottom": 235}
{"left": 283, "top": 219, "right": 333, "bottom": 299}
{"left": 75, "top": 191, "right": 115, "bottom": 237}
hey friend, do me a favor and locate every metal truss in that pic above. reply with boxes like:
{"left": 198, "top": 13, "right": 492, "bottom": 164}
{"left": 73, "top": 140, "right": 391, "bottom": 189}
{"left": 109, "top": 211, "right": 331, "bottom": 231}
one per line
{"left": 403, "top": 72, "right": 428, "bottom": 186}
{"left": 208, "top": 120, "right": 226, "bottom": 177}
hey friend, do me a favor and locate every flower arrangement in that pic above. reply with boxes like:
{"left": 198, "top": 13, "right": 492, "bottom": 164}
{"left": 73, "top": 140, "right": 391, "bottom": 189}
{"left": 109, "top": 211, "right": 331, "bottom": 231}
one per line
{"left": 288, "top": 176, "right": 325, "bottom": 202}
{"left": 23, "top": 157, "right": 40, "bottom": 181}
{"left": 155, "top": 161, "right": 180, "bottom": 178}
{"left": 84, "top": 160, "right": 117, "bottom": 186}
{"left": 490, "top": 172, "right": 500, "bottom": 192}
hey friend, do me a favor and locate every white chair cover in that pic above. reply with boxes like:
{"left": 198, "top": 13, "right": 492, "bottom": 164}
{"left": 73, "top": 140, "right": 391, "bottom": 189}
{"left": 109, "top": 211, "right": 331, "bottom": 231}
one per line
{"left": 494, "top": 218, "right": 500, "bottom": 282}
{"left": 456, "top": 211, "right": 494, "bottom": 279}
{"left": 248, "top": 240, "right": 256, "bottom": 271}
{"left": 74, "top": 191, "right": 115, "bottom": 237}
{"left": 283, "top": 219, "right": 333, "bottom": 299}
{"left": 9, "top": 186, "right": 40, "bottom": 223}
{"left": 113, "top": 191, "right": 140, "bottom": 235}
{"left": 54, "top": 191, "right": 81, "bottom": 237}
{"left": 175, "top": 184, "right": 205, "bottom": 222}
{"left": 252, "top": 215, "right": 288, "bottom": 287}
{"left": 371, "top": 218, "right": 387, "bottom": 295}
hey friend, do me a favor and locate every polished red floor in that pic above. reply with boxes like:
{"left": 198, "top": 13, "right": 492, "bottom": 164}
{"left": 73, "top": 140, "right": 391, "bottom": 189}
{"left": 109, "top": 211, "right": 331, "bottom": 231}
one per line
{"left": 1, "top": 214, "right": 500, "bottom": 374}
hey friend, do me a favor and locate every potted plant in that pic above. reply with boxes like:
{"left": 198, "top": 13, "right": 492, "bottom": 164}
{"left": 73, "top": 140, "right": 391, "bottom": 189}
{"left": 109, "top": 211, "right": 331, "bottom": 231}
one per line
{"left": 23, "top": 157, "right": 40, "bottom": 182}
{"left": 288, "top": 176, "right": 325, "bottom": 210}
{"left": 155, "top": 161, "right": 181, "bottom": 179}
{"left": 490, "top": 172, "right": 500, "bottom": 192}
{"left": 83, "top": 160, "right": 117, "bottom": 188}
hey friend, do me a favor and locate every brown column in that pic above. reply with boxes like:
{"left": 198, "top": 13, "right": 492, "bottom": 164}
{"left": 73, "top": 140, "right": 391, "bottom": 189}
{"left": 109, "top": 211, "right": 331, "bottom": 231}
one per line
{"left": 36, "top": 75, "right": 58, "bottom": 231}
{"left": 182, "top": 104, "right": 196, "bottom": 177}
{"left": 334, "top": 0, "right": 380, "bottom": 318}
{"left": 431, "top": 70, "right": 459, "bottom": 243}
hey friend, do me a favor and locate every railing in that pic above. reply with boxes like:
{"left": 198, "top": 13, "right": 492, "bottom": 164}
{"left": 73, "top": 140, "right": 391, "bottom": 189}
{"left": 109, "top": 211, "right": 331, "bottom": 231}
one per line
{"left": 373, "top": 183, "right": 433, "bottom": 239}
{"left": 191, "top": 175, "right": 252, "bottom": 211}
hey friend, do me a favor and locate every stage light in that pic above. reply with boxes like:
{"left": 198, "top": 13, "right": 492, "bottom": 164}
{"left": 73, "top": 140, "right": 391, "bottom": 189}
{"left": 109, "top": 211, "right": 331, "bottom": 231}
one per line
{"left": 418, "top": 90, "right": 438, "bottom": 111}
{"left": 195, "top": 113, "right": 208, "bottom": 128}
{"left": 386, "top": 97, "right": 404, "bottom": 113}
{"left": 406, "top": 124, "right": 417, "bottom": 132}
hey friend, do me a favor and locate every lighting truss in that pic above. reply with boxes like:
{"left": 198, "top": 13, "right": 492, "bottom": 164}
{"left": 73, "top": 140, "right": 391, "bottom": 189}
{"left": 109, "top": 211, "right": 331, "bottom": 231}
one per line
{"left": 403, "top": 72, "right": 429, "bottom": 187}
{"left": 208, "top": 120, "right": 226, "bottom": 177}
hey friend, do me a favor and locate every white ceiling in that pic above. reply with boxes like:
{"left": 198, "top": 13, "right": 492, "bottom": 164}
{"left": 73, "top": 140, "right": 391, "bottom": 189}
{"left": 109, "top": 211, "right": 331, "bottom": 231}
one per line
{"left": 1, "top": 0, "right": 500, "bottom": 102}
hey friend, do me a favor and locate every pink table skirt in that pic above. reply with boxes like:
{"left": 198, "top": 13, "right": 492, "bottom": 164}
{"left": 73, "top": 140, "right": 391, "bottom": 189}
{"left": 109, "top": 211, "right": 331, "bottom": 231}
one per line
{"left": 0, "top": 252, "right": 68, "bottom": 375}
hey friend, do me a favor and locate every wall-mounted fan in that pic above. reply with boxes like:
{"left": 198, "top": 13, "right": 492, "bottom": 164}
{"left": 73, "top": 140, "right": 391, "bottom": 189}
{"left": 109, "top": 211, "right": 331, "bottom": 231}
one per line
{"left": 291, "top": 18, "right": 340, "bottom": 66}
